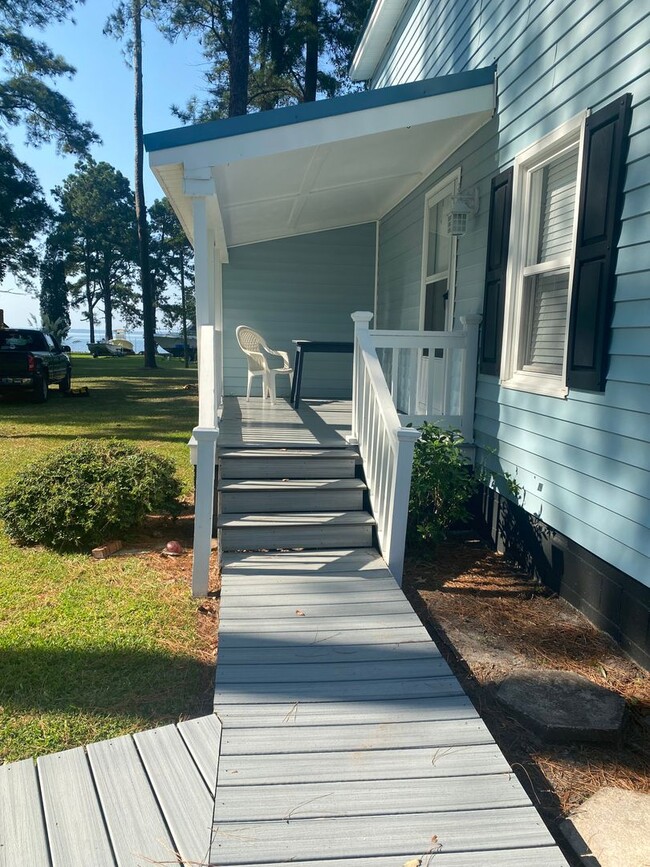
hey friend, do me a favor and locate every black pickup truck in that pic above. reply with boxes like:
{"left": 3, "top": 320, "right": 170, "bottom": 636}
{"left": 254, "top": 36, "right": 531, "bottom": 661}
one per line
{"left": 0, "top": 329, "right": 72, "bottom": 402}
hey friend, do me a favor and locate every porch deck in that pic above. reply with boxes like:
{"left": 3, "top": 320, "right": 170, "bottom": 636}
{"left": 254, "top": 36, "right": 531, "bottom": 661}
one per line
{"left": 218, "top": 396, "right": 352, "bottom": 448}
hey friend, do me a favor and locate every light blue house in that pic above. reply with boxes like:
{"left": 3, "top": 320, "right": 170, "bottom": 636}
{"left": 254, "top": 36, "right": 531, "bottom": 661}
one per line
{"left": 145, "top": 0, "right": 649, "bottom": 668}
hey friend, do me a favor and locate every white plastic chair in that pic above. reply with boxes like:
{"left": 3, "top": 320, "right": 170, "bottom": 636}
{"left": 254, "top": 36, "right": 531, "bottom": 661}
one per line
{"left": 235, "top": 325, "right": 293, "bottom": 404}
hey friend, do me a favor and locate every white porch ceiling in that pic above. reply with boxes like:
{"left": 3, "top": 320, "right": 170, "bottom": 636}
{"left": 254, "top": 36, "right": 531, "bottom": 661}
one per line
{"left": 146, "top": 70, "right": 495, "bottom": 252}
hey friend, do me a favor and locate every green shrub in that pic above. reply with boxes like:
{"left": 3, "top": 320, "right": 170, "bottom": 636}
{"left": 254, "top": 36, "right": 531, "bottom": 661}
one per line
{"left": 0, "top": 439, "right": 181, "bottom": 551}
{"left": 408, "top": 422, "right": 477, "bottom": 548}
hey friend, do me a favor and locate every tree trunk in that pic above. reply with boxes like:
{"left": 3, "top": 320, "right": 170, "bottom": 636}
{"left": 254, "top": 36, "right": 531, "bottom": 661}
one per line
{"left": 229, "top": 0, "right": 249, "bottom": 116}
{"left": 87, "top": 286, "right": 95, "bottom": 344}
{"left": 133, "top": 0, "right": 157, "bottom": 368}
{"left": 103, "top": 278, "right": 113, "bottom": 340}
{"left": 84, "top": 248, "right": 95, "bottom": 343}
{"left": 303, "top": 0, "right": 319, "bottom": 102}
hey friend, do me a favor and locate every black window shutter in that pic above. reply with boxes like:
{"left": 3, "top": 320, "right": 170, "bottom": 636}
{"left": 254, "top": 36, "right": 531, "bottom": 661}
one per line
{"left": 480, "top": 167, "right": 513, "bottom": 376}
{"left": 567, "top": 93, "right": 632, "bottom": 391}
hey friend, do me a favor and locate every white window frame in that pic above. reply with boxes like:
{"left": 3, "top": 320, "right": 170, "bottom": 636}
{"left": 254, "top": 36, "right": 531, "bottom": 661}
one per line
{"left": 500, "top": 112, "right": 587, "bottom": 398}
{"left": 419, "top": 168, "right": 461, "bottom": 331}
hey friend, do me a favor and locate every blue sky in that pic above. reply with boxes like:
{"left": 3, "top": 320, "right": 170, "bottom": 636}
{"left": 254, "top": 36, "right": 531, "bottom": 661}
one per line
{"left": 1, "top": 0, "right": 205, "bottom": 328}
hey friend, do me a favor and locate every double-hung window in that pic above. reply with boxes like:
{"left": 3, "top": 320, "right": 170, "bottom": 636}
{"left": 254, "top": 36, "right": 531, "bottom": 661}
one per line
{"left": 481, "top": 94, "right": 632, "bottom": 395}
{"left": 501, "top": 114, "right": 585, "bottom": 396}
{"left": 421, "top": 170, "right": 459, "bottom": 335}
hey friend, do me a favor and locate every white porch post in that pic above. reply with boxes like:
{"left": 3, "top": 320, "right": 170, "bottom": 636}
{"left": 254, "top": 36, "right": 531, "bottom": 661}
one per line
{"left": 191, "top": 426, "right": 218, "bottom": 596}
{"left": 189, "top": 189, "right": 221, "bottom": 597}
{"left": 460, "top": 314, "right": 481, "bottom": 443}
{"left": 387, "top": 426, "right": 420, "bottom": 585}
{"left": 348, "top": 311, "right": 373, "bottom": 444}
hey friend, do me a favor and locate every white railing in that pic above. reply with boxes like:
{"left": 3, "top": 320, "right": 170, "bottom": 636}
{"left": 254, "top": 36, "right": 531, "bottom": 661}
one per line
{"left": 191, "top": 325, "right": 223, "bottom": 596}
{"left": 371, "top": 314, "right": 481, "bottom": 442}
{"left": 349, "top": 313, "right": 420, "bottom": 584}
{"left": 350, "top": 312, "right": 481, "bottom": 584}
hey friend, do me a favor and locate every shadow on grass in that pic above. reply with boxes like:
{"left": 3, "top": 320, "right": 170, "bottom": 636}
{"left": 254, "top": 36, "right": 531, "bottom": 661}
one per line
{"left": 0, "top": 646, "right": 215, "bottom": 718}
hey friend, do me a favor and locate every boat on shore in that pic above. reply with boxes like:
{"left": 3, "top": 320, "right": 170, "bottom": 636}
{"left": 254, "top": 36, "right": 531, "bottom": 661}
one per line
{"left": 154, "top": 332, "right": 197, "bottom": 360}
{"left": 87, "top": 331, "right": 135, "bottom": 358}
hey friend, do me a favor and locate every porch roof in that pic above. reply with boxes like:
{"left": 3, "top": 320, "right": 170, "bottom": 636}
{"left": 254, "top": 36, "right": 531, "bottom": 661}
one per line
{"left": 144, "top": 67, "right": 495, "bottom": 251}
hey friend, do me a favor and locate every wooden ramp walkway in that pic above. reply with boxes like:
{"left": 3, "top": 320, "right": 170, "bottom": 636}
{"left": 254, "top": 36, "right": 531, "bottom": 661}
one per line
{"left": 212, "top": 549, "right": 570, "bottom": 866}
{"left": 0, "top": 715, "right": 221, "bottom": 867}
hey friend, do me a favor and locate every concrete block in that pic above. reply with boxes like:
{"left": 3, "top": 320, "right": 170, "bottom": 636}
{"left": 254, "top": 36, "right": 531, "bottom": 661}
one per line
{"left": 496, "top": 669, "right": 626, "bottom": 744}
{"left": 561, "top": 787, "right": 650, "bottom": 867}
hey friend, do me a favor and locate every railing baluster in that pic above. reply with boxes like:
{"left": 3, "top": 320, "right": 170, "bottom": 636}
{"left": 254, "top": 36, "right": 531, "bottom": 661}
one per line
{"left": 349, "top": 314, "right": 481, "bottom": 582}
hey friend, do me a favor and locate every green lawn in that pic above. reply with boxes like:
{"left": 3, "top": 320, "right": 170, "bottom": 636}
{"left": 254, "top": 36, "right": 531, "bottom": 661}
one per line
{"left": 0, "top": 355, "right": 215, "bottom": 763}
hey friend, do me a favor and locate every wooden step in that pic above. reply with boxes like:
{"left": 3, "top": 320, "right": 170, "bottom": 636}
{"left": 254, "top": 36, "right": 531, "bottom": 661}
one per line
{"left": 218, "top": 512, "right": 375, "bottom": 552}
{"left": 220, "top": 548, "right": 388, "bottom": 575}
{"left": 218, "top": 448, "right": 358, "bottom": 480}
{"left": 218, "top": 478, "right": 366, "bottom": 513}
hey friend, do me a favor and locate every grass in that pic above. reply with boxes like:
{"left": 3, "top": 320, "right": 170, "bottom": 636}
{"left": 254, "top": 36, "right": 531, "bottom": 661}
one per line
{"left": 0, "top": 354, "right": 197, "bottom": 493}
{"left": 0, "top": 355, "right": 216, "bottom": 763}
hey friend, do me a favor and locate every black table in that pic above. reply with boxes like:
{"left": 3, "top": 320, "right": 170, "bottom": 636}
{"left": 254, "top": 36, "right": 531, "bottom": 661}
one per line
{"left": 290, "top": 340, "right": 354, "bottom": 408}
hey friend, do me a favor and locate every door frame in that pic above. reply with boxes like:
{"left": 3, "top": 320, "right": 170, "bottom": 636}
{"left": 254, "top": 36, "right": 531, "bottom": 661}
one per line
{"left": 418, "top": 167, "right": 461, "bottom": 332}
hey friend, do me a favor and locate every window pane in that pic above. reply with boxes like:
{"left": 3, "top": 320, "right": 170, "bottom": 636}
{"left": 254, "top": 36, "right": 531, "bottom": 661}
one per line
{"left": 426, "top": 200, "right": 451, "bottom": 277}
{"left": 522, "top": 271, "right": 569, "bottom": 374}
{"left": 536, "top": 147, "right": 579, "bottom": 263}
{"left": 424, "top": 279, "right": 448, "bottom": 331}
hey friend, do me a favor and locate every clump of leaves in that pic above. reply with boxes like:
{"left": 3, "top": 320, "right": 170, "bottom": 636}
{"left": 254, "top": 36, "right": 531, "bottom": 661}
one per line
{"left": 0, "top": 439, "right": 181, "bottom": 551}
{"left": 408, "top": 422, "right": 478, "bottom": 547}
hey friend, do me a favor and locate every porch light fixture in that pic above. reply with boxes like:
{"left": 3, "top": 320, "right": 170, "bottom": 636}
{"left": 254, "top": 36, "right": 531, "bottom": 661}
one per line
{"left": 446, "top": 188, "right": 479, "bottom": 237}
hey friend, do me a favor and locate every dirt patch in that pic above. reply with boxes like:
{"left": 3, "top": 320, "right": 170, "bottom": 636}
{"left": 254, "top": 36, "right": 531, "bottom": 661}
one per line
{"left": 120, "top": 509, "right": 221, "bottom": 703}
{"left": 403, "top": 538, "right": 650, "bottom": 858}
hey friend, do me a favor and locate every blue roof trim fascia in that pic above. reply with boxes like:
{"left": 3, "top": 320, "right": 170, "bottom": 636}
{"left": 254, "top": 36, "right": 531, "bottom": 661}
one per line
{"left": 144, "top": 66, "right": 495, "bottom": 153}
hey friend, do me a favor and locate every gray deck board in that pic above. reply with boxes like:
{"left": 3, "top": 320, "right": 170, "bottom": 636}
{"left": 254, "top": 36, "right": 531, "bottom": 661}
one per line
{"left": 215, "top": 675, "right": 464, "bottom": 704}
{"left": 213, "top": 772, "right": 532, "bottom": 821}
{"left": 38, "top": 747, "right": 115, "bottom": 867}
{"left": 212, "top": 806, "right": 556, "bottom": 863}
{"left": 220, "top": 717, "right": 494, "bottom": 754}
{"left": 217, "top": 742, "right": 510, "bottom": 785}
{"left": 220, "top": 548, "right": 386, "bottom": 572}
{"left": 216, "top": 639, "right": 443, "bottom": 666}
{"left": 87, "top": 736, "right": 175, "bottom": 867}
{"left": 177, "top": 714, "right": 222, "bottom": 794}
{"left": 215, "top": 695, "right": 480, "bottom": 727}
{"left": 222, "top": 580, "right": 399, "bottom": 598}
{"left": 218, "top": 613, "right": 428, "bottom": 632}
{"left": 216, "top": 657, "right": 452, "bottom": 683}
{"left": 0, "top": 759, "right": 50, "bottom": 867}
{"left": 134, "top": 724, "right": 214, "bottom": 866}
{"left": 218, "top": 627, "right": 431, "bottom": 651}
{"left": 225, "top": 852, "right": 569, "bottom": 867}
{"left": 220, "top": 598, "right": 416, "bottom": 619}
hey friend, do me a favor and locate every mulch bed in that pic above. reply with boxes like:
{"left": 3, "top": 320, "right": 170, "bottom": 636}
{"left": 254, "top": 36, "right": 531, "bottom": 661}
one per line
{"left": 402, "top": 537, "right": 650, "bottom": 862}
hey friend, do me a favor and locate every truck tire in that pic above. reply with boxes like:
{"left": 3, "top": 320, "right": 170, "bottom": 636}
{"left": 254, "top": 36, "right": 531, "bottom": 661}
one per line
{"left": 59, "top": 369, "right": 72, "bottom": 393}
{"left": 32, "top": 375, "right": 49, "bottom": 403}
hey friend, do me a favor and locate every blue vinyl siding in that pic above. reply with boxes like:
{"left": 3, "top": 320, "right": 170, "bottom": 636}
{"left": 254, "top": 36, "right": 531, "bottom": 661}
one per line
{"left": 222, "top": 224, "right": 376, "bottom": 399}
{"left": 372, "top": 0, "right": 650, "bottom": 586}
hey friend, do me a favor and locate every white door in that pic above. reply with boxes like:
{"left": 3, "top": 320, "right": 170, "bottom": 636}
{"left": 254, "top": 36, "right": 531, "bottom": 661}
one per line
{"left": 417, "top": 175, "right": 458, "bottom": 415}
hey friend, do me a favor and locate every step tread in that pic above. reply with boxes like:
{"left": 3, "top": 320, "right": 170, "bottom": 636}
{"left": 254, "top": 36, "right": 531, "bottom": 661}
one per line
{"left": 218, "top": 478, "right": 366, "bottom": 492}
{"left": 218, "top": 448, "right": 359, "bottom": 459}
{"left": 218, "top": 511, "right": 376, "bottom": 528}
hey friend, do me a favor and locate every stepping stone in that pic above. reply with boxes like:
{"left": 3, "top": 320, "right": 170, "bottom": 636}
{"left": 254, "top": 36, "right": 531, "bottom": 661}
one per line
{"left": 496, "top": 669, "right": 626, "bottom": 743}
{"left": 561, "top": 787, "right": 650, "bottom": 867}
